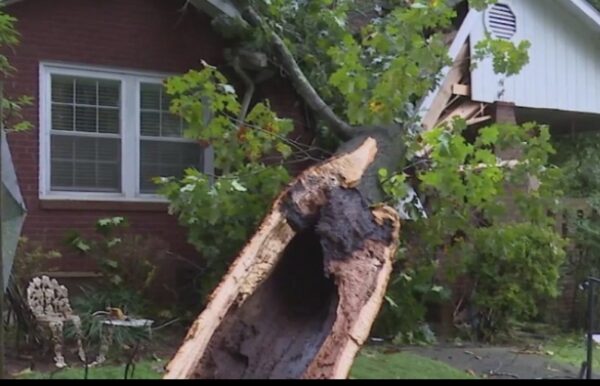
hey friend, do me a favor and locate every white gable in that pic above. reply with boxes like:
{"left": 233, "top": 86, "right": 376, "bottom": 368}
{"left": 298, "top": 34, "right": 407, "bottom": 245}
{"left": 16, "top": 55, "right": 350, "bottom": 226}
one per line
{"left": 470, "top": 0, "right": 600, "bottom": 114}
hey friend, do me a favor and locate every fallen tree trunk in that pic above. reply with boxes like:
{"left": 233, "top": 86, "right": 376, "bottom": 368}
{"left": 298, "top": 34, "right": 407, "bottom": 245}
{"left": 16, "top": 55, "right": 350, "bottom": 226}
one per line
{"left": 164, "top": 137, "right": 401, "bottom": 379}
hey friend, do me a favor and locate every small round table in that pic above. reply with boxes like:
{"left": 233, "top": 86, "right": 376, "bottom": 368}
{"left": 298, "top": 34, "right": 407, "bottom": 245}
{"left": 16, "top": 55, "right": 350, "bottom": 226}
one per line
{"left": 91, "top": 318, "right": 154, "bottom": 366}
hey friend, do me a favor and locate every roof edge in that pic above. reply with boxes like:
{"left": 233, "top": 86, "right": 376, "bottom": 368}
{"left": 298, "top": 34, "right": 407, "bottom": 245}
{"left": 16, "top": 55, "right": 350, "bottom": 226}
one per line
{"left": 564, "top": 0, "right": 600, "bottom": 32}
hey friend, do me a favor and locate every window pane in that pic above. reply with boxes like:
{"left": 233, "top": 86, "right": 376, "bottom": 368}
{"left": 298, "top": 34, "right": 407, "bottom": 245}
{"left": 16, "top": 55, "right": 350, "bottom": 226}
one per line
{"left": 51, "top": 104, "right": 73, "bottom": 131}
{"left": 97, "top": 163, "right": 120, "bottom": 189}
{"left": 96, "top": 138, "right": 120, "bottom": 161}
{"left": 50, "top": 135, "right": 121, "bottom": 192}
{"left": 140, "top": 82, "right": 185, "bottom": 140}
{"left": 161, "top": 91, "right": 172, "bottom": 112}
{"left": 51, "top": 75, "right": 121, "bottom": 137}
{"left": 141, "top": 111, "right": 160, "bottom": 137}
{"left": 74, "top": 162, "right": 96, "bottom": 188}
{"left": 73, "top": 136, "right": 95, "bottom": 161}
{"left": 51, "top": 76, "right": 74, "bottom": 103}
{"left": 75, "top": 106, "right": 97, "bottom": 132}
{"left": 98, "top": 108, "right": 119, "bottom": 134}
{"left": 98, "top": 80, "right": 120, "bottom": 107}
{"left": 141, "top": 83, "right": 161, "bottom": 110}
{"left": 162, "top": 113, "right": 181, "bottom": 137}
{"left": 139, "top": 140, "right": 203, "bottom": 193}
{"left": 51, "top": 135, "right": 74, "bottom": 159}
{"left": 51, "top": 160, "right": 74, "bottom": 188}
{"left": 75, "top": 78, "right": 97, "bottom": 105}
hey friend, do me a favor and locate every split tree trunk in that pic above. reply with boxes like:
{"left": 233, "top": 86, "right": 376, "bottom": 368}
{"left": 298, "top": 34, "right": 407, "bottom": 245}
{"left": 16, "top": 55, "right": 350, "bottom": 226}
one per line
{"left": 164, "top": 137, "right": 401, "bottom": 379}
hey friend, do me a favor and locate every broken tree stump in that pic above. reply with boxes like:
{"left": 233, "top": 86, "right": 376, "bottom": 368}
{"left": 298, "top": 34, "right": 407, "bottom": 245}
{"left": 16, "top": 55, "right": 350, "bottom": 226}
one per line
{"left": 164, "top": 137, "right": 401, "bottom": 379}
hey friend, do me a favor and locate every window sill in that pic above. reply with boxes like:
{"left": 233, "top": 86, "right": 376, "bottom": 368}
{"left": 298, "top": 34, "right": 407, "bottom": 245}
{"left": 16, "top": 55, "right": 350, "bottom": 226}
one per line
{"left": 39, "top": 198, "right": 170, "bottom": 212}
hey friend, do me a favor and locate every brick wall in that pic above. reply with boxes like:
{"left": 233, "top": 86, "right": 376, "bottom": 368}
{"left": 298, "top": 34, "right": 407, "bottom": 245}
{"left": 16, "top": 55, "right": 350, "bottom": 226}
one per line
{"left": 3, "top": 0, "right": 309, "bottom": 271}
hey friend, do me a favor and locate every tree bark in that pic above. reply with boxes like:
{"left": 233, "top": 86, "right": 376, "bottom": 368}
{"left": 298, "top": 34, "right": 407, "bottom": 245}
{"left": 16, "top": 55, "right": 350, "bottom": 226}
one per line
{"left": 165, "top": 137, "right": 401, "bottom": 379}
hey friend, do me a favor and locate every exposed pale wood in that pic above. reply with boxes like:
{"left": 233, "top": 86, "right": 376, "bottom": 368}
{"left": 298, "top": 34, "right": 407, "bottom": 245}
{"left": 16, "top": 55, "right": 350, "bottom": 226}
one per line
{"left": 459, "top": 159, "right": 521, "bottom": 172}
{"left": 165, "top": 137, "right": 400, "bottom": 380}
{"left": 418, "top": 9, "right": 478, "bottom": 127}
{"left": 466, "top": 115, "right": 492, "bottom": 126}
{"left": 421, "top": 44, "right": 469, "bottom": 131}
{"left": 439, "top": 101, "right": 481, "bottom": 126}
{"left": 452, "top": 83, "right": 471, "bottom": 96}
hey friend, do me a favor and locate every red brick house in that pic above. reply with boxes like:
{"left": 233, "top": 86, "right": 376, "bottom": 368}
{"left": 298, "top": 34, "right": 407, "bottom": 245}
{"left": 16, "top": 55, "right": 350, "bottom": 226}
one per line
{"left": 3, "top": 0, "right": 309, "bottom": 274}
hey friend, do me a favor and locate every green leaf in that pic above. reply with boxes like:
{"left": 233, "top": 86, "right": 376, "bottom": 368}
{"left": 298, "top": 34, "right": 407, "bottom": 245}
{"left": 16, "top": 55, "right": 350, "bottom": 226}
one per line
{"left": 378, "top": 168, "right": 388, "bottom": 180}
{"left": 479, "top": 126, "right": 499, "bottom": 145}
{"left": 231, "top": 180, "right": 247, "bottom": 192}
{"left": 384, "top": 295, "right": 399, "bottom": 308}
{"left": 110, "top": 275, "right": 123, "bottom": 285}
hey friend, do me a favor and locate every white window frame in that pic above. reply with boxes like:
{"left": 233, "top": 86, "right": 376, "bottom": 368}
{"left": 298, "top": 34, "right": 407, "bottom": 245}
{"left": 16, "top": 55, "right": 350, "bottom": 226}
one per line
{"left": 39, "top": 62, "right": 213, "bottom": 202}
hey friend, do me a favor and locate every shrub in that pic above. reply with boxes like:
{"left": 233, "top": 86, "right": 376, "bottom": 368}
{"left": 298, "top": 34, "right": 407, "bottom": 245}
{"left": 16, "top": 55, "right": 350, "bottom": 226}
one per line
{"left": 65, "top": 217, "right": 172, "bottom": 318}
{"left": 157, "top": 165, "right": 290, "bottom": 303}
{"left": 11, "top": 237, "right": 62, "bottom": 286}
{"left": 372, "top": 250, "right": 448, "bottom": 345}
{"left": 377, "top": 120, "right": 566, "bottom": 342}
{"left": 465, "top": 223, "right": 567, "bottom": 341}
{"left": 67, "top": 217, "right": 165, "bottom": 294}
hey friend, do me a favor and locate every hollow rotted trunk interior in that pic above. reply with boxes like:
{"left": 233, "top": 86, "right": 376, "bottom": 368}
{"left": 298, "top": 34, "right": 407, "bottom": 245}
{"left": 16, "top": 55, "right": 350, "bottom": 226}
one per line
{"left": 193, "top": 227, "right": 339, "bottom": 379}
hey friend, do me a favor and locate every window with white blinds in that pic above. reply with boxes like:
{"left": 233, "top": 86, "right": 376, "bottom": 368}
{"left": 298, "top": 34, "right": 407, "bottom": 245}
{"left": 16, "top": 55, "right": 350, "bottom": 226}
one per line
{"left": 139, "top": 83, "right": 203, "bottom": 193}
{"left": 50, "top": 75, "right": 121, "bottom": 192}
{"left": 40, "top": 63, "right": 211, "bottom": 201}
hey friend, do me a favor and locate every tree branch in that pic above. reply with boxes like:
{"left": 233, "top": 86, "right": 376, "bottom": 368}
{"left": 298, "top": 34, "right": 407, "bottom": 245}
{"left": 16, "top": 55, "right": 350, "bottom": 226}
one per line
{"left": 241, "top": 6, "right": 356, "bottom": 140}
{"left": 232, "top": 56, "right": 255, "bottom": 126}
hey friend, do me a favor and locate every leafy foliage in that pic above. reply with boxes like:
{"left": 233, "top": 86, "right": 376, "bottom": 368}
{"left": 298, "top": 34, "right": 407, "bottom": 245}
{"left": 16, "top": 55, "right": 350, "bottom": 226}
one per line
{"left": 0, "top": 8, "right": 19, "bottom": 76}
{"left": 551, "top": 132, "right": 600, "bottom": 198}
{"left": 550, "top": 133, "right": 600, "bottom": 330}
{"left": 378, "top": 119, "right": 566, "bottom": 340}
{"left": 589, "top": 0, "right": 600, "bottom": 12}
{"left": 473, "top": 37, "right": 531, "bottom": 77}
{"left": 153, "top": 64, "right": 295, "bottom": 302}
{"left": 0, "top": 6, "right": 33, "bottom": 132}
{"left": 157, "top": 165, "right": 289, "bottom": 301}
{"left": 155, "top": 0, "right": 556, "bottom": 343}
{"left": 10, "top": 237, "right": 61, "bottom": 286}
{"left": 66, "top": 217, "right": 170, "bottom": 316}
{"left": 250, "top": 0, "right": 528, "bottom": 129}
{"left": 372, "top": 250, "right": 448, "bottom": 344}
{"left": 466, "top": 223, "right": 566, "bottom": 341}
{"left": 164, "top": 65, "right": 294, "bottom": 172}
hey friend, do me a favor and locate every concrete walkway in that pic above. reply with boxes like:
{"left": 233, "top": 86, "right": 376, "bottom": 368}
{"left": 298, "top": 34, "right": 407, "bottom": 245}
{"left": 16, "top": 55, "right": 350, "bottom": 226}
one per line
{"left": 406, "top": 345, "right": 595, "bottom": 379}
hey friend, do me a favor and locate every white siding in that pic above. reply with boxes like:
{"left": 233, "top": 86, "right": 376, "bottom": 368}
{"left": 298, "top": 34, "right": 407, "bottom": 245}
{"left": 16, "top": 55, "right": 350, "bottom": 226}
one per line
{"left": 470, "top": 0, "right": 600, "bottom": 114}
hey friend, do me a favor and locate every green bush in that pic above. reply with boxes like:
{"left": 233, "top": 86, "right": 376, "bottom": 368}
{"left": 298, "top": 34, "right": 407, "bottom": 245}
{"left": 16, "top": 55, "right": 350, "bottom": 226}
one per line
{"left": 154, "top": 66, "right": 295, "bottom": 304}
{"left": 67, "top": 217, "right": 167, "bottom": 293}
{"left": 377, "top": 121, "right": 566, "bottom": 342}
{"left": 372, "top": 252, "right": 447, "bottom": 345}
{"left": 65, "top": 217, "right": 173, "bottom": 319}
{"left": 11, "top": 237, "right": 62, "bottom": 286}
{"left": 465, "top": 223, "right": 567, "bottom": 341}
{"left": 157, "top": 165, "right": 289, "bottom": 303}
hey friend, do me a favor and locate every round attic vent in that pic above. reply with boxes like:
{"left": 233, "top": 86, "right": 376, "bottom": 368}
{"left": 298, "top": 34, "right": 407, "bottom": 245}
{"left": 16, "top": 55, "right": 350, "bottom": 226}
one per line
{"left": 485, "top": 3, "right": 517, "bottom": 40}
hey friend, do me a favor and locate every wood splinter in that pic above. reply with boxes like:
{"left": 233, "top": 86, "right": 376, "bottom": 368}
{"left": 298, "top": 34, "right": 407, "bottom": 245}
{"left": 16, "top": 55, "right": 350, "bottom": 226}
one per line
{"left": 165, "top": 137, "right": 401, "bottom": 379}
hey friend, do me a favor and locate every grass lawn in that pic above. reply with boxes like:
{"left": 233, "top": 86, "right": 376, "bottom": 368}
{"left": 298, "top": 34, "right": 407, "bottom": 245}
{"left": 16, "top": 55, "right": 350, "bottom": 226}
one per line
{"left": 544, "top": 335, "right": 594, "bottom": 371}
{"left": 16, "top": 360, "right": 163, "bottom": 380}
{"left": 16, "top": 347, "right": 473, "bottom": 379}
{"left": 350, "top": 347, "right": 476, "bottom": 379}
